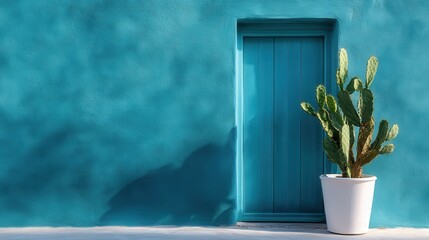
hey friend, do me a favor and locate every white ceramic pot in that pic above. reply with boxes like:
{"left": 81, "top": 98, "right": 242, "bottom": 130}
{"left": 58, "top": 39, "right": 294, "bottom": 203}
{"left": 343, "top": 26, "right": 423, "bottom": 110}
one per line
{"left": 320, "top": 174, "right": 377, "bottom": 235}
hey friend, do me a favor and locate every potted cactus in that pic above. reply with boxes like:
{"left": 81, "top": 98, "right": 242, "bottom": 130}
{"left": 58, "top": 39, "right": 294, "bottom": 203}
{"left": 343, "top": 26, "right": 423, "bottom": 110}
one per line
{"left": 300, "top": 48, "right": 399, "bottom": 235}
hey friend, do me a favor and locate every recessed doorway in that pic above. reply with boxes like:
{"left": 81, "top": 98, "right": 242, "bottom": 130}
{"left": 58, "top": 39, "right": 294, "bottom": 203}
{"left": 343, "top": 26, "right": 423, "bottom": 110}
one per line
{"left": 236, "top": 20, "right": 337, "bottom": 222}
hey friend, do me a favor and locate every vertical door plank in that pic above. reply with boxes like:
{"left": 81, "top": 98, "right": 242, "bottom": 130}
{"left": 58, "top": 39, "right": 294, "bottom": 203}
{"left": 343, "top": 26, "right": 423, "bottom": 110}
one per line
{"left": 243, "top": 37, "right": 274, "bottom": 213}
{"left": 273, "top": 37, "right": 301, "bottom": 212}
{"left": 300, "top": 37, "right": 324, "bottom": 213}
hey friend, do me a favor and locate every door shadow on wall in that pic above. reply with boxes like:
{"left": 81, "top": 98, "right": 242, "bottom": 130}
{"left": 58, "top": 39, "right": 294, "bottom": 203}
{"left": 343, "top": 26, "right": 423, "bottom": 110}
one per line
{"left": 99, "top": 128, "right": 236, "bottom": 226}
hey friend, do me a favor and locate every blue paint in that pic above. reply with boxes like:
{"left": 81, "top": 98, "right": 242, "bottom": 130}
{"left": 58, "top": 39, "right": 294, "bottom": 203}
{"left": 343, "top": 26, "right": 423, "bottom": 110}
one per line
{"left": 237, "top": 22, "right": 336, "bottom": 223}
{"left": 100, "top": 128, "right": 236, "bottom": 226}
{"left": 275, "top": 37, "right": 302, "bottom": 213}
{"left": 240, "top": 34, "right": 326, "bottom": 221}
{"left": 299, "top": 37, "right": 324, "bottom": 213}
{"left": 242, "top": 37, "right": 275, "bottom": 214}
{"left": 0, "top": 0, "right": 426, "bottom": 227}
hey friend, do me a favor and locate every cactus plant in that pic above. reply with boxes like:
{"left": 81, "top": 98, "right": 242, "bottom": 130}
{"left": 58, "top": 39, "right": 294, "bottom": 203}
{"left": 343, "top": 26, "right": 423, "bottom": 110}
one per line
{"left": 301, "top": 48, "right": 399, "bottom": 178}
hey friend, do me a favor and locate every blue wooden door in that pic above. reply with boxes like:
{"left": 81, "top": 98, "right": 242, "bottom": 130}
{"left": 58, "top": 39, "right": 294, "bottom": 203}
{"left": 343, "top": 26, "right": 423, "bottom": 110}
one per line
{"left": 241, "top": 36, "right": 325, "bottom": 222}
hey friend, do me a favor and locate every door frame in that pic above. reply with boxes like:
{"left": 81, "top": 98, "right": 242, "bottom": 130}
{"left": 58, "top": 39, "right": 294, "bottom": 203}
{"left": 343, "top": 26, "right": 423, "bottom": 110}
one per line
{"left": 235, "top": 19, "right": 338, "bottom": 222}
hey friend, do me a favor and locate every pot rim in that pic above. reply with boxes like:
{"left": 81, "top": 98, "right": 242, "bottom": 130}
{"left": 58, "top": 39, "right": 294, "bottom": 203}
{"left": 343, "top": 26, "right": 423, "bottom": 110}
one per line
{"left": 320, "top": 174, "right": 377, "bottom": 181}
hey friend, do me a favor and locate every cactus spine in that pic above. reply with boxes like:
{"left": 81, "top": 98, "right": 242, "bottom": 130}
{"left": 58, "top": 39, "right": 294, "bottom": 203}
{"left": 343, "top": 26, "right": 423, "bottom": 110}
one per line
{"left": 301, "top": 48, "right": 399, "bottom": 178}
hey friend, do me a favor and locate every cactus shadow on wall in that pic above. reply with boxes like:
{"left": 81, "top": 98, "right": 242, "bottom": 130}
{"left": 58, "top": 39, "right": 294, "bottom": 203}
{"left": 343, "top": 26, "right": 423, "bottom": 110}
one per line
{"left": 100, "top": 128, "right": 236, "bottom": 226}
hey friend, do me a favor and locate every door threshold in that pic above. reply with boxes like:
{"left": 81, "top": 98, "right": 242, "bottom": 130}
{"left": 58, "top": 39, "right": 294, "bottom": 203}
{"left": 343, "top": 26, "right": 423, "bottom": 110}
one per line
{"left": 235, "top": 222, "right": 327, "bottom": 230}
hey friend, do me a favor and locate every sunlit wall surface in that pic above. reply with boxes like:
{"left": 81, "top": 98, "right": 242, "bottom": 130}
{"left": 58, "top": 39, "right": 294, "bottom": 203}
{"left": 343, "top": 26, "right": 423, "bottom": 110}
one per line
{"left": 0, "top": 0, "right": 427, "bottom": 227}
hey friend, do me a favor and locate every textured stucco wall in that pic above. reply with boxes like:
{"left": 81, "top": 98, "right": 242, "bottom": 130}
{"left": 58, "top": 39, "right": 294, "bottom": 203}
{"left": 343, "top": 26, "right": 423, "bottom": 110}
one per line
{"left": 0, "top": 0, "right": 427, "bottom": 227}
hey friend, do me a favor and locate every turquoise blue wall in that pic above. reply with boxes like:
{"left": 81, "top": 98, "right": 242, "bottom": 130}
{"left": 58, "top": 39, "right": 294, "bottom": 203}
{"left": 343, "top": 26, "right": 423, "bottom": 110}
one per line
{"left": 0, "top": 0, "right": 427, "bottom": 227}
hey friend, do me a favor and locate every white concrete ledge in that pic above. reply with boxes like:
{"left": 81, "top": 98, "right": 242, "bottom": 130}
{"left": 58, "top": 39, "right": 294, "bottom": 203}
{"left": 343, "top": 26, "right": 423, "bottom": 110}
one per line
{"left": 0, "top": 225, "right": 427, "bottom": 240}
